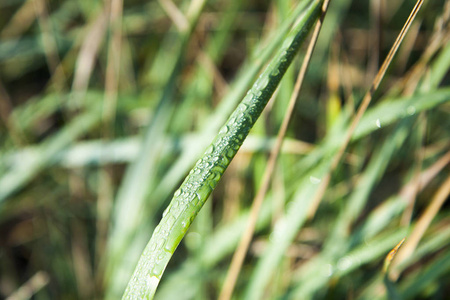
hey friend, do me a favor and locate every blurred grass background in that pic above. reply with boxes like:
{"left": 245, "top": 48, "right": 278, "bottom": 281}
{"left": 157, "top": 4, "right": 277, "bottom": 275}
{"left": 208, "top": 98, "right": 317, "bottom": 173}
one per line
{"left": 0, "top": 0, "right": 449, "bottom": 299}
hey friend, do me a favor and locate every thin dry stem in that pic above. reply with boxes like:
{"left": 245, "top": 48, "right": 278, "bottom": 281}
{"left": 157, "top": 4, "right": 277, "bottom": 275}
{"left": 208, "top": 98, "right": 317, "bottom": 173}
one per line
{"left": 72, "top": 12, "right": 108, "bottom": 102}
{"left": 0, "top": 0, "right": 36, "bottom": 38}
{"left": 218, "top": 1, "right": 331, "bottom": 299}
{"left": 6, "top": 271, "right": 49, "bottom": 300}
{"left": 96, "top": 0, "right": 124, "bottom": 285}
{"left": 396, "top": 1, "right": 450, "bottom": 96}
{"left": 307, "top": 0, "right": 425, "bottom": 218}
{"left": 367, "top": 0, "right": 382, "bottom": 84}
{"left": 398, "top": 151, "right": 450, "bottom": 203}
{"left": 390, "top": 174, "right": 450, "bottom": 280}
{"left": 158, "top": 0, "right": 189, "bottom": 32}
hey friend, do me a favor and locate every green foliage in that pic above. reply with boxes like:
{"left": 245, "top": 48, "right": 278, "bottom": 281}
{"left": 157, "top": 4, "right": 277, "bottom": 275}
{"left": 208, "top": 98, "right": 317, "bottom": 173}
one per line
{"left": 0, "top": 0, "right": 449, "bottom": 299}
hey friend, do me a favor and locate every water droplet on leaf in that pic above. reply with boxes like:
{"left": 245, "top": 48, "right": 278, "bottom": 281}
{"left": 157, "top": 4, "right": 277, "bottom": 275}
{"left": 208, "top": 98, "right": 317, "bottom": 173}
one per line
{"left": 376, "top": 119, "right": 381, "bottom": 128}
{"left": 337, "top": 256, "right": 353, "bottom": 271}
{"left": 309, "top": 176, "right": 321, "bottom": 184}
{"left": 407, "top": 106, "right": 416, "bottom": 115}
{"left": 324, "top": 264, "right": 333, "bottom": 277}
{"left": 219, "top": 126, "right": 229, "bottom": 135}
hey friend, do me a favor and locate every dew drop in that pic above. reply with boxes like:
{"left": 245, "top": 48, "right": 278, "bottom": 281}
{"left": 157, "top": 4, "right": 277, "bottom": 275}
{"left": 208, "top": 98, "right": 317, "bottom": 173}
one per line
{"left": 238, "top": 103, "right": 248, "bottom": 111}
{"left": 191, "top": 195, "right": 200, "bottom": 206}
{"left": 280, "top": 52, "right": 288, "bottom": 63}
{"left": 324, "top": 264, "right": 334, "bottom": 277}
{"left": 174, "top": 189, "right": 182, "bottom": 197}
{"left": 406, "top": 106, "right": 416, "bottom": 115}
{"left": 219, "top": 126, "right": 229, "bottom": 135}
{"left": 167, "top": 215, "right": 176, "bottom": 227}
{"left": 375, "top": 119, "right": 381, "bottom": 128}
{"left": 337, "top": 256, "right": 353, "bottom": 271}
{"left": 162, "top": 206, "right": 169, "bottom": 217}
{"left": 243, "top": 93, "right": 253, "bottom": 103}
{"left": 271, "top": 69, "right": 280, "bottom": 77}
{"left": 146, "top": 276, "right": 159, "bottom": 289}
{"left": 309, "top": 176, "right": 321, "bottom": 184}
{"left": 256, "top": 75, "right": 270, "bottom": 91}
{"left": 205, "top": 145, "right": 214, "bottom": 154}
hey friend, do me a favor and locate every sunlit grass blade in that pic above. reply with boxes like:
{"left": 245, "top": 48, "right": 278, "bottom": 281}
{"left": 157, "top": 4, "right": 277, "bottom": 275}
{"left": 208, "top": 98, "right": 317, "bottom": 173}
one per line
{"left": 245, "top": 86, "right": 450, "bottom": 299}
{"left": 1, "top": 0, "right": 449, "bottom": 299}
{"left": 122, "top": 1, "right": 323, "bottom": 298}
{"left": 151, "top": 0, "right": 316, "bottom": 205}
{"left": 104, "top": 1, "right": 208, "bottom": 297}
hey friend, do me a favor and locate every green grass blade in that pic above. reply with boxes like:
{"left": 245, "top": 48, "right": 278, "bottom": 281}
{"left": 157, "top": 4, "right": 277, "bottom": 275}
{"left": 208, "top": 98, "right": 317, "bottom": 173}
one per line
{"left": 287, "top": 147, "right": 410, "bottom": 298}
{"left": 152, "top": 0, "right": 315, "bottom": 205}
{"left": 244, "top": 89, "right": 450, "bottom": 300}
{"left": 104, "top": 1, "right": 208, "bottom": 297}
{"left": 122, "top": 1, "right": 323, "bottom": 298}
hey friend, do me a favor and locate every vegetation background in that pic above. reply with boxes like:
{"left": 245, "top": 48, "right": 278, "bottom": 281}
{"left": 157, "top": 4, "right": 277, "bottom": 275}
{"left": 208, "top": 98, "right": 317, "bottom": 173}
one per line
{"left": 0, "top": 0, "right": 449, "bottom": 299}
